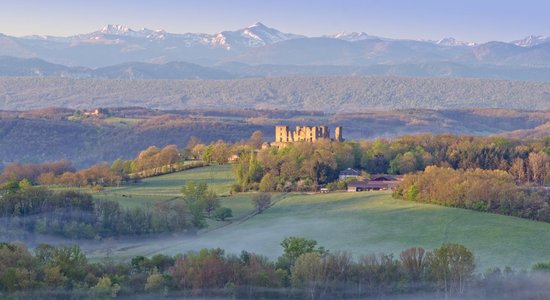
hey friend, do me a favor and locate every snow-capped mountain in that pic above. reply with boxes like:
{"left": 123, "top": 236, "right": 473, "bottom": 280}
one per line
{"left": 436, "top": 37, "right": 477, "bottom": 47}
{"left": 209, "top": 22, "right": 304, "bottom": 49}
{"left": 51, "top": 22, "right": 303, "bottom": 49}
{"left": 75, "top": 24, "right": 169, "bottom": 43}
{"left": 329, "top": 32, "right": 373, "bottom": 42}
{"left": 2, "top": 23, "right": 550, "bottom": 69}
{"left": 513, "top": 35, "right": 550, "bottom": 47}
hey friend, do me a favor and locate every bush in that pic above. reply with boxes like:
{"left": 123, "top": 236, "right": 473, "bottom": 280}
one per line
{"left": 213, "top": 207, "right": 233, "bottom": 221}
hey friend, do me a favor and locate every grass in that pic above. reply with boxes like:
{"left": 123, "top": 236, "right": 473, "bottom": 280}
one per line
{"left": 91, "top": 164, "right": 235, "bottom": 209}
{"left": 70, "top": 165, "right": 550, "bottom": 271}
{"left": 85, "top": 188, "right": 550, "bottom": 271}
{"left": 117, "top": 164, "right": 233, "bottom": 197}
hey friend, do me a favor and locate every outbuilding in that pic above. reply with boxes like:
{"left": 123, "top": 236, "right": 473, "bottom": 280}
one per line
{"left": 347, "top": 180, "right": 371, "bottom": 192}
{"left": 339, "top": 168, "right": 360, "bottom": 180}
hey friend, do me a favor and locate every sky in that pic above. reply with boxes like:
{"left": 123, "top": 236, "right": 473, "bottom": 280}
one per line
{"left": 1, "top": 0, "right": 548, "bottom": 43}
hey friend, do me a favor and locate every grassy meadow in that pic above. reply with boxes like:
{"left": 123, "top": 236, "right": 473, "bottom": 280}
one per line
{"left": 82, "top": 165, "right": 550, "bottom": 271}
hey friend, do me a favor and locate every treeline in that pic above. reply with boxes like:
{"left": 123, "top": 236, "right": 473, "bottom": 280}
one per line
{"left": 0, "top": 144, "right": 208, "bottom": 188}
{"left": 0, "top": 181, "right": 225, "bottom": 239}
{"left": 233, "top": 134, "right": 550, "bottom": 192}
{"left": 0, "top": 238, "right": 475, "bottom": 299}
{"left": 110, "top": 144, "right": 206, "bottom": 179}
{"left": 0, "top": 160, "right": 124, "bottom": 188}
{"left": 393, "top": 166, "right": 550, "bottom": 223}
{"left": 3, "top": 238, "right": 550, "bottom": 299}
{"left": 0, "top": 160, "right": 73, "bottom": 184}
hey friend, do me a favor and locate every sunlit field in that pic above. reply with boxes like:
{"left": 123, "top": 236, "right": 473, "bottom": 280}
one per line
{"left": 80, "top": 165, "right": 550, "bottom": 271}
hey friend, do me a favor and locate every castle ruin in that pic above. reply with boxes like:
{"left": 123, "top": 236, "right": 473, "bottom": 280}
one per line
{"left": 274, "top": 125, "right": 343, "bottom": 144}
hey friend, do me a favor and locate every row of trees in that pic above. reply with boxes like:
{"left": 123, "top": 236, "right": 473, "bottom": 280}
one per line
{"left": 0, "top": 144, "right": 207, "bottom": 188}
{"left": 393, "top": 166, "right": 550, "bottom": 223}
{"left": 0, "top": 130, "right": 264, "bottom": 189}
{"left": 0, "top": 181, "right": 228, "bottom": 239}
{"left": 0, "top": 238, "right": 481, "bottom": 299}
{"left": 0, "top": 160, "right": 73, "bottom": 184}
{"left": 6, "top": 237, "right": 550, "bottom": 299}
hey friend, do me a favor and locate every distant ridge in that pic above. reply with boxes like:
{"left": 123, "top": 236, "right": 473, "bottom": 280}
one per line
{"left": 0, "top": 23, "right": 548, "bottom": 69}
{"left": 2, "top": 56, "right": 550, "bottom": 82}
{"left": 0, "top": 76, "right": 549, "bottom": 111}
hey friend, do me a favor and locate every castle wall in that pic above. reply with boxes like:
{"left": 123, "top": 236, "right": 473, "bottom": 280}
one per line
{"left": 274, "top": 125, "right": 342, "bottom": 145}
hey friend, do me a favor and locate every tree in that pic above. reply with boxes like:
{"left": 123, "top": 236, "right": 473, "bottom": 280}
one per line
{"left": 389, "top": 152, "right": 418, "bottom": 174}
{"left": 203, "top": 190, "right": 220, "bottom": 218}
{"left": 92, "top": 276, "right": 121, "bottom": 298}
{"left": 509, "top": 158, "right": 527, "bottom": 184}
{"left": 202, "top": 145, "right": 213, "bottom": 164}
{"left": 158, "top": 145, "right": 180, "bottom": 171}
{"left": 428, "top": 243, "right": 475, "bottom": 299}
{"left": 211, "top": 140, "right": 230, "bottom": 165}
{"left": 291, "top": 252, "right": 324, "bottom": 299}
{"left": 252, "top": 193, "right": 271, "bottom": 213}
{"left": 191, "top": 144, "right": 207, "bottom": 161}
{"left": 49, "top": 245, "right": 88, "bottom": 286}
{"left": 277, "top": 237, "right": 327, "bottom": 272}
{"left": 400, "top": 247, "right": 427, "bottom": 282}
{"left": 249, "top": 130, "right": 264, "bottom": 149}
{"left": 528, "top": 152, "right": 550, "bottom": 185}
{"left": 213, "top": 207, "right": 233, "bottom": 221}
{"left": 259, "top": 173, "right": 278, "bottom": 192}
{"left": 181, "top": 181, "right": 208, "bottom": 228}
{"left": 144, "top": 270, "right": 165, "bottom": 293}
{"left": 18, "top": 179, "right": 32, "bottom": 190}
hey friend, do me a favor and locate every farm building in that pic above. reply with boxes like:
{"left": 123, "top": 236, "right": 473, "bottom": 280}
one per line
{"left": 347, "top": 177, "right": 401, "bottom": 192}
{"left": 339, "top": 168, "right": 360, "bottom": 180}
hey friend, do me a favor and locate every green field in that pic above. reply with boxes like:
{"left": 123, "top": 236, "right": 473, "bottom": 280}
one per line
{"left": 104, "top": 164, "right": 233, "bottom": 198}
{"left": 90, "top": 164, "right": 256, "bottom": 229}
{"left": 83, "top": 165, "right": 550, "bottom": 271}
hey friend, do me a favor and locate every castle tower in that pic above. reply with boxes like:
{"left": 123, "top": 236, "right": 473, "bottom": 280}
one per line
{"left": 275, "top": 125, "right": 292, "bottom": 142}
{"left": 319, "top": 125, "right": 330, "bottom": 139}
{"left": 335, "top": 126, "right": 343, "bottom": 142}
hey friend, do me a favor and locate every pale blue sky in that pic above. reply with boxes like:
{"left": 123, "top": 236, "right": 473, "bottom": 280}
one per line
{"left": 1, "top": 0, "right": 548, "bottom": 42}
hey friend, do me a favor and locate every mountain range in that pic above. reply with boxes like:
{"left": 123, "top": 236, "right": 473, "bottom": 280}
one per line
{"left": 0, "top": 23, "right": 549, "bottom": 81}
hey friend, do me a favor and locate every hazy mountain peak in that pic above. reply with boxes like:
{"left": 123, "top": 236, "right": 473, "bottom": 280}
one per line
{"left": 330, "top": 31, "right": 372, "bottom": 42}
{"left": 209, "top": 22, "right": 304, "bottom": 49}
{"left": 248, "top": 22, "right": 267, "bottom": 28}
{"left": 100, "top": 24, "right": 133, "bottom": 34}
{"left": 436, "top": 37, "right": 477, "bottom": 47}
{"left": 513, "top": 35, "right": 550, "bottom": 47}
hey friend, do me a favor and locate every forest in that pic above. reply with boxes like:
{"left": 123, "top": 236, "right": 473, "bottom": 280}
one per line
{"left": 1, "top": 76, "right": 550, "bottom": 111}
{"left": 2, "top": 237, "right": 550, "bottom": 299}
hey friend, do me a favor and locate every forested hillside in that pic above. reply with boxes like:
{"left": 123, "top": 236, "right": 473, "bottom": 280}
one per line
{"left": 2, "top": 107, "right": 550, "bottom": 168}
{"left": 0, "top": 76, "right": 549, "bottom": 111}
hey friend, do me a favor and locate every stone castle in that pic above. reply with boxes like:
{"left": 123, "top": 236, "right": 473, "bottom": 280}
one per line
{"left": 274, "top": 125, "right": 343, "bottom": 143}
